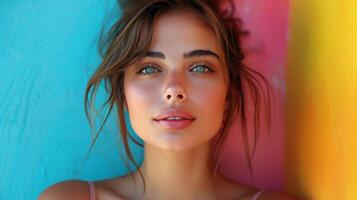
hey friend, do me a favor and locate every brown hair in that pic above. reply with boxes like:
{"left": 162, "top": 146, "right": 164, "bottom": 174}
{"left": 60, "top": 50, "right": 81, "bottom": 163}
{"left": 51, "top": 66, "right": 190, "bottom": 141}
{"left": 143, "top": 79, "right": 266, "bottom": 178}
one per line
{"left": 84, "top": 0, "right": 272, "bottom": 193}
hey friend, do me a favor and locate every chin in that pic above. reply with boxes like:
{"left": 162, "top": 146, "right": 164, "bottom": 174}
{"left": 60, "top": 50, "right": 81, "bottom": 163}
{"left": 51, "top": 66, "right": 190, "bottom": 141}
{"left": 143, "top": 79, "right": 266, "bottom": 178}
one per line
{"left": 147, "top": 132, "right": 215, "bottom": 152}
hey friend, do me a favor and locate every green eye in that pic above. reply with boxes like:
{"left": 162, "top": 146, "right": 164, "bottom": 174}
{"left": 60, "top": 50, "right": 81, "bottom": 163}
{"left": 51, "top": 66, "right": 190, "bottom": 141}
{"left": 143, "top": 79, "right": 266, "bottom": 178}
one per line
{"left": 137, "top": 65, "right": 161, "bottom": 75}
{"left": 137, "top": 64, "right": 214, "bottom": 75}
{"left": 191, "top": 64, "right": 214, "bottom": 73}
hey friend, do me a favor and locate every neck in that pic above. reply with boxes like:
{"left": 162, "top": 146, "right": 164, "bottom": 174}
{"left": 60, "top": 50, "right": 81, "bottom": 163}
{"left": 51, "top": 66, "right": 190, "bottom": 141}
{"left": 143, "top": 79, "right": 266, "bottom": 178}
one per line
{"left": 132, "top": 141, "right": 221, "bottom": 199}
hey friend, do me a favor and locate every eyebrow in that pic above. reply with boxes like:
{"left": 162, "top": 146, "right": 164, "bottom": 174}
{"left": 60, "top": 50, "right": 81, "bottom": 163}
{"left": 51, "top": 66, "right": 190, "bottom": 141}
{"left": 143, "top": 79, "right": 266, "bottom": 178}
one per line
{"left": 145, "top": 49, "right": 220, "bottom": 60}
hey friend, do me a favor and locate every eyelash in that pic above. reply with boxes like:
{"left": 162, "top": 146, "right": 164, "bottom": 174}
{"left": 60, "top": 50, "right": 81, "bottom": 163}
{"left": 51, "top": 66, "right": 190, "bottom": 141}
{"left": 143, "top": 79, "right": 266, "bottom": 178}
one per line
{"left": 136, "top": 64, "right": 214, "bottom": 75}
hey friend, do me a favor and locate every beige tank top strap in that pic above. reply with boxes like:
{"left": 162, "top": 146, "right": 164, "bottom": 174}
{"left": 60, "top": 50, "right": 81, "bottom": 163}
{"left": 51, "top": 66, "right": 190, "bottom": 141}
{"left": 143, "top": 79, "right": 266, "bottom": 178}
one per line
{"left": 252, "top": 190, "right": 267, "bottom": 200}
{"left": 88, "top": 181, "right": 96, "bottom": 200}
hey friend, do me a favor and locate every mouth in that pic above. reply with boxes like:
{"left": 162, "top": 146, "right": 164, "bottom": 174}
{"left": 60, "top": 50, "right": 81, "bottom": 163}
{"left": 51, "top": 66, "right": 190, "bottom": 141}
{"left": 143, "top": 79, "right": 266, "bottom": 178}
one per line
{"left": 153, "top": 118, "right": 196, "bottom": 129}
{"left": 153, "top": 108, "right": 196, "bottom": 129}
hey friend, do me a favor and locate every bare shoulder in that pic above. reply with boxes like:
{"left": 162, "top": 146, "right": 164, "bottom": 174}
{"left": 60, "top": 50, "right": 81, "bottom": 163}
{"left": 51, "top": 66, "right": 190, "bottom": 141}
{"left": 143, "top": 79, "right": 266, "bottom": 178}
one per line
{"left": 258, "top": 191, "right": 297, "bottom": 200}
{"left": 38, "top": 180, "right": 90, "bottom": 200}
{"left": 94, "top": 175, "right": 135, "bottom": 199}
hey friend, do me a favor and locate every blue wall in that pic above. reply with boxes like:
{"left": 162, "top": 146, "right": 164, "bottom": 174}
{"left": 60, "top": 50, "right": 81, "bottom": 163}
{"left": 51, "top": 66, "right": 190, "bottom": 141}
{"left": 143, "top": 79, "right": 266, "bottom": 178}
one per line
{"left": 0, "top": 1, "right": 143, "bottom": 199}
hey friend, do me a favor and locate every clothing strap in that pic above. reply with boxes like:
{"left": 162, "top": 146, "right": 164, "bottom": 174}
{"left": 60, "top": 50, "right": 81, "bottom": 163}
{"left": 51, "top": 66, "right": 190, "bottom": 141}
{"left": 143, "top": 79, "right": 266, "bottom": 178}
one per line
{"left": 252, "top": 190, "right": 266, "bottom": 200}
{"left": 88, "top": 181, "right": 96, "bottom": 200}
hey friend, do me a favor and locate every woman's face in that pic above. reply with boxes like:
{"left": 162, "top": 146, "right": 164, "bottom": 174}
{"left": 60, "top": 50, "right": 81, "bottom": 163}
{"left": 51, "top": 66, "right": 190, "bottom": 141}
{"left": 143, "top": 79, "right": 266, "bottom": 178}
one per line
{"left": 124, "top": 9, "right": 228, "bottom": 151}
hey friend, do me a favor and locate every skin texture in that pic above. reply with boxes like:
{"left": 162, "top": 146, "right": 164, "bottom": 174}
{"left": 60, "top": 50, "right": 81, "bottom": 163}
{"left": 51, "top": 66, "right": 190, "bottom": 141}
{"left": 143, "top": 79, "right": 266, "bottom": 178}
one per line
{"left": 124, "top": 9, "right": 228, "bottom": 153}
{"left": 122, "top": 8, "right": 229, "bottom": 200}
{"left": 38, "top": 8, "right": 295, "bottom": 200}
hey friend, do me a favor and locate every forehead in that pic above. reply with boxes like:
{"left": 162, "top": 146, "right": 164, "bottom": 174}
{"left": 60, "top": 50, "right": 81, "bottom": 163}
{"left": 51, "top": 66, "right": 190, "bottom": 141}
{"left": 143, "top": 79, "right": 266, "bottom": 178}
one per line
{"left": 149, "top": 9, "right": 222, "bottom": 55}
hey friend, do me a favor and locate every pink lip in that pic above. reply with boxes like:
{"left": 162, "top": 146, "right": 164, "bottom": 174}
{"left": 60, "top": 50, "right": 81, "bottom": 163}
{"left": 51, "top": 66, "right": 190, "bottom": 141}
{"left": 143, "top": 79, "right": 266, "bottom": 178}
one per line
{"left": 153, "top": 108, "right": 196, "bottom": 121}
{"left": 153, "top": 108, "right": 196, "bottom": 129}
{"left": 154, "top": 119, "right": 194, "bottom": 129}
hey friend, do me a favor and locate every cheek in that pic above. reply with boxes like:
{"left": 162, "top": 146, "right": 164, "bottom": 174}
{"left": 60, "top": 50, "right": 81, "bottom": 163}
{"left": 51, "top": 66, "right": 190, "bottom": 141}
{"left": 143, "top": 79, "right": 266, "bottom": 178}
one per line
{"left": 125, "top": 83, "right": 151, "bottom": 109}
{"left": 193, "top": 81, "right": 228, "bottom": 129}
{"left": 124, "top": 79, "right": 158, "bottom": 134}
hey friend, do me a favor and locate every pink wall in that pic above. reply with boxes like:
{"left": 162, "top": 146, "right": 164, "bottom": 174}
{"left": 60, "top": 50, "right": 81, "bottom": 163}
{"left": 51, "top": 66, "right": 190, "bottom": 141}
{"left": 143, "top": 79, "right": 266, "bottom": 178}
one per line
{"left": 219, "top": 0, "right": 290, "bottom": 191}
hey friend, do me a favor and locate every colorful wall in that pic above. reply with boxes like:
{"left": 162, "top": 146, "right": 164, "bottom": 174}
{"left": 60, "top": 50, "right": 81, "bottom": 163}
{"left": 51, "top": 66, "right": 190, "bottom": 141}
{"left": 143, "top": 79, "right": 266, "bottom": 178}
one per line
{"left": 286, "top": 0, "right": 357, "bottom": 199}
{"left": 1, "top": 0, "right": 355, "bottom": 199}
{"left": 0, "top": 1, "right": 130, "bottom": 199}
{"left": 220, "top": 0, "right": 289, "bottom": 191}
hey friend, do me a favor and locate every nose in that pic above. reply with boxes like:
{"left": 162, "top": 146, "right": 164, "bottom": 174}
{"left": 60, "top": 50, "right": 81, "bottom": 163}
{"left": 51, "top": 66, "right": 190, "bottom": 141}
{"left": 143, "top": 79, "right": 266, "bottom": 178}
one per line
{"left": 163, "top": 84, "right": 187, "bottom": 104}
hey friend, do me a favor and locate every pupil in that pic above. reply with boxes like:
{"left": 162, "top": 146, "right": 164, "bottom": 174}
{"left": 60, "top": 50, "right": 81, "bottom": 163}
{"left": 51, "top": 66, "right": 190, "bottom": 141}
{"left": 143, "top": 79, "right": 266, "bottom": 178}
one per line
{"left": 197, "top": 66, "right": 204, "bottom": 72}
{"left": 147, "top": 67, "right": 153, "bottom": 73}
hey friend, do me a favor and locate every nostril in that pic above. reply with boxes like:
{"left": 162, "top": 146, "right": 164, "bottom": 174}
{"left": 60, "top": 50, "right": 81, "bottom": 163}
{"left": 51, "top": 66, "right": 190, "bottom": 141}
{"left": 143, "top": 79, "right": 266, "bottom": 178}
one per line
{"left": 166, "top": 94, "right": 185, "bottom": 100}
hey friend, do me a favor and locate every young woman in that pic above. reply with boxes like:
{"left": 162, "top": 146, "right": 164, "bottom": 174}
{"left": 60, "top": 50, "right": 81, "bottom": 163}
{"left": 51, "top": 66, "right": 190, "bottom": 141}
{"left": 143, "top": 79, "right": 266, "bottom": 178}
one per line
{"left": 40, "top": 0, "right": 294, "bottom": 199}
